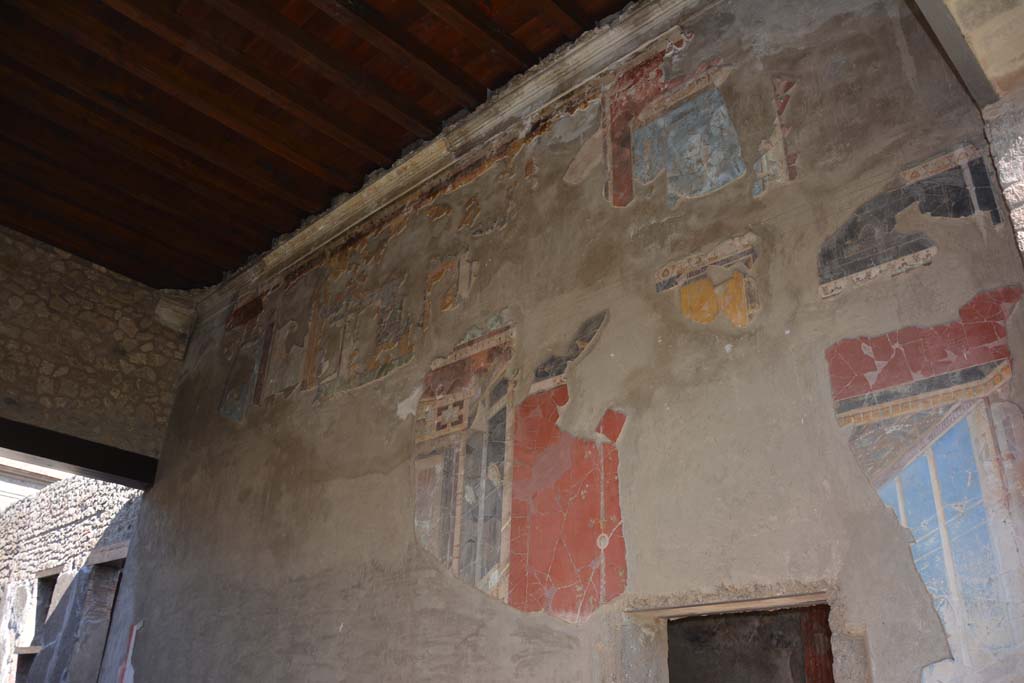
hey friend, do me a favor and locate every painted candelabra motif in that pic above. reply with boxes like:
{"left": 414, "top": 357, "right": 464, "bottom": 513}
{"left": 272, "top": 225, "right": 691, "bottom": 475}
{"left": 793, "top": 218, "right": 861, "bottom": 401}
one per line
{"left": 412, "top": 313, "right": 628, "bottom": 623}
{"left": 818, "top": 145, "right": 1002, "bottom": 299}
{"left": 604, "top": 37, "right": 746, "bottom": 208}
{"left": 752, "top": 78, "right": 798, "bottom": 197}
{"left": 826, "top": 287, "right": 1024, "bottom": 681}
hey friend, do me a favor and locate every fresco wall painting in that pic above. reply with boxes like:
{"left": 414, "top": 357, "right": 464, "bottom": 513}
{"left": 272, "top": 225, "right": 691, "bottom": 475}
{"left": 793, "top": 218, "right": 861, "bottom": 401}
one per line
{"left": 752, "top": 78, "right": 798, "bottom": 198}
{"left": 412, "top": 313, "right": 628, "bottom": 624}
{"left": 654, "top": 232, "right": 760, "bottom": 328}
{"left": 826, "top": 287, "right": 1024, "bottom": 680}
{"left": 818, "top": 145, "right": 1003, "bottom": 299}
{"left": 604, "top": 39, "right": 746, "bottom": 208}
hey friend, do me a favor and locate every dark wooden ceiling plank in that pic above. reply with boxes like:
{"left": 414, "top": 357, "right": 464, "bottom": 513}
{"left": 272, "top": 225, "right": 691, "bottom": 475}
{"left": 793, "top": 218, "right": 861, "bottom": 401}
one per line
{"left": 307, "top": 0, "right": 484, "bottom": 108}
{"left": 0, "top": 200, "right": 196, "bottom": 289}
{"left": 13, "top": 0, "right": 357, "bottom": 189}
{"left": 0, "top": 45, "right": 320, "bottom": 216}
{"left": 536, "top": 0, "right": 590, "bottom": 36}
{"left": 1, "top": 105, "right": 276, "bottom": 250}
{"left": 100, "top": 0, "right": 393, "bottom": 166}
{"left": 204, "top": 0, "right": 436, "bottom": 138}
{"left": 0, "top": 172, "right": 223, "bottom": 285}
{"left": 0, "top": 138, "right": 250, "bottom": 269}
{"left": 416, "top": 0, "right": 536, "bottom": 70}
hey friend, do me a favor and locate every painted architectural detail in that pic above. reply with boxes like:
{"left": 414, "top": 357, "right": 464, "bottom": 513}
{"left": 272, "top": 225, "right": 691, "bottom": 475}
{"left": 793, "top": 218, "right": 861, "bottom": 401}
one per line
{"left": 655, "top": 233, "right": 760, "bottom": 328}
{"left": 826, "top": 288, "right": 1024, "bottom": 681}
{"left": 827, "top": 287, "right": 1021, "bottom": 427}
{"left": 752, "top": 78, "right": 798, "bottom": 197}
{"left": 414, "top": 326, "right": 516, "bottom": 599}
{"left": 605, "top": 41, "right": 746, "bottom": 208}
{"left": 818, "top": 145, "right": 1003, "bottom": 298}
{"left": 411, "top": 313, "right": 628, "bottom": 623}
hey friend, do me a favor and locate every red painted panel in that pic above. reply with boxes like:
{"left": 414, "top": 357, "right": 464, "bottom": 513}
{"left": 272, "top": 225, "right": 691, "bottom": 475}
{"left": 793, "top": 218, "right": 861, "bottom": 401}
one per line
{"left": 826, "top": 286, "right": 1021, "bottom": 402}
{"left": 508, "top": 386, "right": 627, "bottom": 623}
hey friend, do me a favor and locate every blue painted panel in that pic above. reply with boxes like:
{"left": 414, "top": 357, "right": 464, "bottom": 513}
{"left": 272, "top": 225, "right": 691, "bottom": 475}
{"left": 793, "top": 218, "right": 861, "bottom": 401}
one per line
{"left": 900, "top": 456, "right": 950, "bottom": 604}
{"left": 878, "top": 478, "right": 900, "bottom": 519}
{"left": 631, "top": 87, "right": 746, "bottom": 206}
{"left": 933, "top": 420, "right": 1013, "bottom": 652}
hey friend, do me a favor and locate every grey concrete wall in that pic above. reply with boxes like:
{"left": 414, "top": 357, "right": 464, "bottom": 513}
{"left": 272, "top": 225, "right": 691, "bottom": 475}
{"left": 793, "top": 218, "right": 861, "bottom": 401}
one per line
{"left": 114, "top": 0, "right": 1024, "bottom": 681}
{"left": 0, "top": 477, "right": 139, "bottom": 682}
{"left": 0, "top": 225, "right": 191, "bottom": 456}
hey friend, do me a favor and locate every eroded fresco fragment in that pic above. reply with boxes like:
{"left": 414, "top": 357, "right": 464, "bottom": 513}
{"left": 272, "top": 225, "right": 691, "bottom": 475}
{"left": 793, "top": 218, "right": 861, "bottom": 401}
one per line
{"left": 414, "top": 326, "right": 516, "bottom": 599}
{"left": 752, "top": 78, "right": 798, "bottom": 197}
{"left": 411, "top": 314, "right": 629, "bottom": 624}
{"left": 655, "top": 232, "right": 760, "bottom": 328}
{"left": 818, "top": 145, "right": 1002, "bottom": 298}
{"left": 508, "top": 312, "right": 628, "bottom": 623}
{"left": 826, "top": 287, "right": 1024, "bottom": 680}
{"left": 605, "top": 38, "right": 746, "bottom": 208}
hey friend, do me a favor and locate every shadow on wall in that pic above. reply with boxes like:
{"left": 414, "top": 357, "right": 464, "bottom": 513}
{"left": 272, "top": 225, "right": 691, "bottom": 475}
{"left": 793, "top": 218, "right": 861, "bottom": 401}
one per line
{"left": 15, "top": 503, "right": 135, "bottom": 683}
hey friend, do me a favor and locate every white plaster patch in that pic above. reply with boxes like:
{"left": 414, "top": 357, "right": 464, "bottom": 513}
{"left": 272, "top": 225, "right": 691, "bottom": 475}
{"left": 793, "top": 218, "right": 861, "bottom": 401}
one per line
{"left": 396, "top": 384, "right": 424, "bottom": 420}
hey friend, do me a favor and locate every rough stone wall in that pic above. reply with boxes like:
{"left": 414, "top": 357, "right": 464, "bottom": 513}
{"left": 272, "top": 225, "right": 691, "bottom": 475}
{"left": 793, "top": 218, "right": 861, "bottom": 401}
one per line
{"left": 113, "top": 0, "right": 1024, "bottom": 681}
{"left": 986, "top": 89, "right": 1024, "bottom": 249}
{"left": 0, "top": 225, "right": 190, "bottom": 456}
{"left": 0, "top": 477, "right": 140, "bottom": 682}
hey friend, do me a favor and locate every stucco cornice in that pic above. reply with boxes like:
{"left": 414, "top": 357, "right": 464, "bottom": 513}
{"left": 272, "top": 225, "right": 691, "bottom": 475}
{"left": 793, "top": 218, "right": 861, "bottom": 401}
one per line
{"left": 196, "top": 0, "right": 713, "bottom": 321}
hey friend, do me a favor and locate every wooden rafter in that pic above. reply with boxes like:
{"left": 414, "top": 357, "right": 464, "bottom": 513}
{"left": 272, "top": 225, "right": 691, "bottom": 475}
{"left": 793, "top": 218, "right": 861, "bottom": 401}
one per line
{"left": 0, "top": 35, "right": 321, "bottom": 215}
{"left": 99, "top": 0, "right": 393, "bottom": 166}
{"left": 13, "top": 0, "right": 359, "bottom": 189}
{"left": 1, "top": 105, "right": 276, "bottom": 250}
{"left": 417, "top": 0, "right": 535, "bottom": 70}
{"left": 0, "top": 171, "right": 223, "bottom": 284}
{"left": 307, "top": 0, "right": 485, "bottom": 108}
{"left": 537, "top": 0, "right": 591, "bottom": 36}
{"left": 205, "top": 0, "right": 436, "bottom": 138}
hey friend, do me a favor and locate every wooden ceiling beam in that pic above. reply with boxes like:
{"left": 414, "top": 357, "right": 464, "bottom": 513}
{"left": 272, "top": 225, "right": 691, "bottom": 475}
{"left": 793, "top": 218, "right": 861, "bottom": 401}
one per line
{"left": 537, "top": 0, "right": 591, "bottom": 36}
{"left": 0, "top": 200, "right": 196, "bottom": 289}
{"left": 1, "top": 105, "right": 276, "bottom": 251}
{"left": 416, "top": 0, "right": 536, "bottom": 71}
{"left": 0, "top": 138, "right": 250, "bottom": 269}
{"left": 307, "top": 0, "right": 484, "bottom": 108}
{"left": 0, "top": 172, "right": 223, "bottom": 285}
{"left": 13, "top": 0, "right": 358, "bottom": 189}
{"left": 0, "top": 38, "right": 320, "bottom": 215}
{"left": 205, "top": 0, "right": 436, "bottom": 138}
{"left": 100, "top": 0, "right": 393, "bottom": 166}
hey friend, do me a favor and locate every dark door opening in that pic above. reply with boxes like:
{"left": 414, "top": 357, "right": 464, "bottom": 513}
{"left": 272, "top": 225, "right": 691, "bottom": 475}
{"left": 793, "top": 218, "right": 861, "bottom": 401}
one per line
{"left": 667, "top": 604, "right": 834, "bottom": 682}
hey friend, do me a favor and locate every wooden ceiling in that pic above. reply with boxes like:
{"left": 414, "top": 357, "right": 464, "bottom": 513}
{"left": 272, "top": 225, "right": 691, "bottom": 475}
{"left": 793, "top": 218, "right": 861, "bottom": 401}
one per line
{"left": 0, "top": 0, "right": 632, "bottom": 289}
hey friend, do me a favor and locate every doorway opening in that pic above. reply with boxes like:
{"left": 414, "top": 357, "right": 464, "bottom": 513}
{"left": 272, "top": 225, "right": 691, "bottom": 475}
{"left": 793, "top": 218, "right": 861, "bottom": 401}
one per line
{"left": 667, "top": 603, "right": 834, "bottom": 682}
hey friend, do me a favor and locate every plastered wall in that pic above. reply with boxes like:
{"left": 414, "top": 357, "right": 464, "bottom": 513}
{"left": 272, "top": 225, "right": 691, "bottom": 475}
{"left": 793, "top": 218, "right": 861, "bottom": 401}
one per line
{"left": 115, "top": 0, "right": 1024, "bottom": 680}
{"left": 945, "top": 0, "right": 1024, "bottom": 96}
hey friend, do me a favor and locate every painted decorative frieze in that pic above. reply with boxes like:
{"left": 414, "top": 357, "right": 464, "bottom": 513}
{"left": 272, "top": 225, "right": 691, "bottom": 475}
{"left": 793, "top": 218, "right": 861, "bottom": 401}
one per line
{"left": 752, "top": 78, "right": 798, "bottom": 197}
{"left": 412, "top": 313, "right": 628, "bottom": 624}
{"left": 826, "top": 287, "right": 1024, "bottom": 681}
{"left": 818, "top": 145, "right": 1002, "bottom": 298}
{"left": 655, "top": 233, "right": 760, "bottom": 328}
{"left": 604, "top": 38, "right": 746, "bottom": 208}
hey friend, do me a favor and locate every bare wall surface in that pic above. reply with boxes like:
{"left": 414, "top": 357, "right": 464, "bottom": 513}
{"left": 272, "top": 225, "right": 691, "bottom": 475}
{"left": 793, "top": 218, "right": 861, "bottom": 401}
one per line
{"left": 116, "top": 0, "right": 1024, "bottom": 680}
{"left": 0, "top": 226, "right": 191, "bottom": 456}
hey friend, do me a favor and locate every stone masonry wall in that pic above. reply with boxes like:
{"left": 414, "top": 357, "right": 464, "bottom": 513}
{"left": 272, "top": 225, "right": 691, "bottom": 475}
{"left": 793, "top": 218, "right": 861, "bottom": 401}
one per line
{"left": 0, "top": 225, "right": 191, "bottom": 456}
{"left": 0, "top": 477, "right": 140, "bottom": 683}
{"left": 986, "top": 89, "right": 1024, "bottom": 249}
